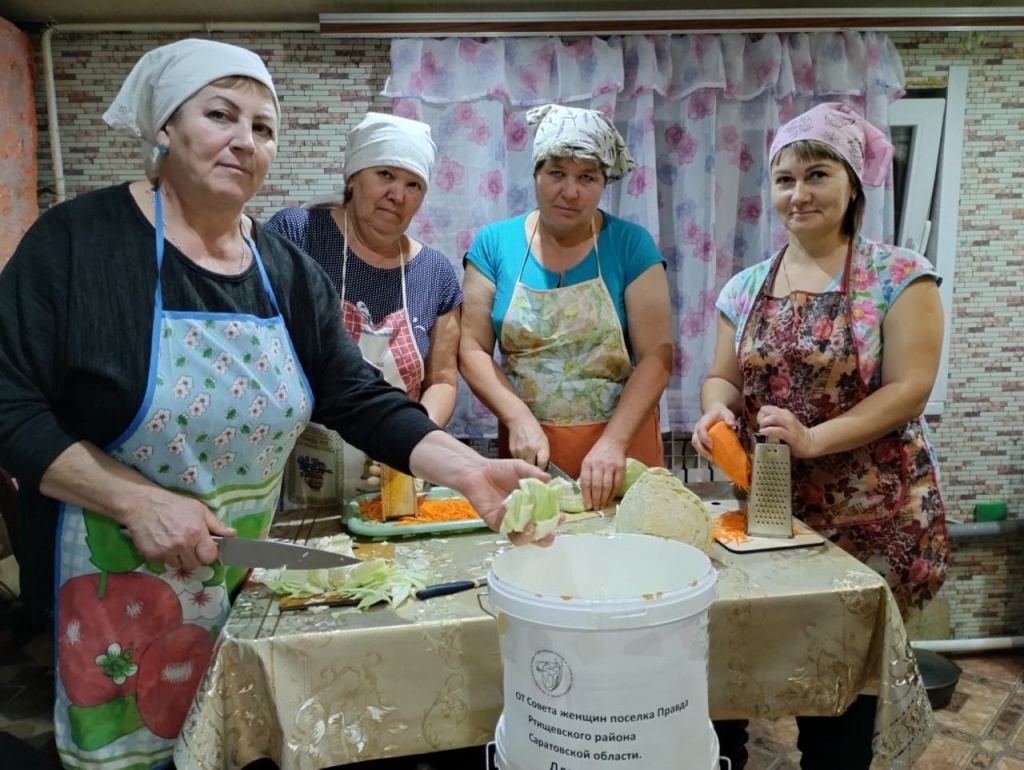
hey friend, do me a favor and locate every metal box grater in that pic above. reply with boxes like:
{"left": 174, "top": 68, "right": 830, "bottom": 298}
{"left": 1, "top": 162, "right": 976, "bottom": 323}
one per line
{"left": 746, "top": 435, "right": 794, "bottom": 538}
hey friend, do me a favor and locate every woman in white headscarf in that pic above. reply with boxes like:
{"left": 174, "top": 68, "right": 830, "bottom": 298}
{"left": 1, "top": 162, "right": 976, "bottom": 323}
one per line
{"left": 0, "top": 39, "right": 544, "bottom": 770}
{"left": 460, "top": 104, "right": 673, "bottom": 511}
{"left": 268, "top": 113, "right": 462, "bottom": 500}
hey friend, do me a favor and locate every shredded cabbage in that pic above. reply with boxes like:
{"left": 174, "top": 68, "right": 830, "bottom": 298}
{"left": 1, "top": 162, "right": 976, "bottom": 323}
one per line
{"left": 500, "top": 477, "right": 562, "bottom": 540}
{"left": 614, "top": 468, "right": 712, "bottom": 552}
{"left": 260, "top": 534, "right": 427, "bottom": 609}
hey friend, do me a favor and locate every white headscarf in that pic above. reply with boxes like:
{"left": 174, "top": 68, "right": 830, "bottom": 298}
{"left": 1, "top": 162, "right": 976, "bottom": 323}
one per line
{"left": 527, "top": 104, "right": 635, "bottom": 182}
{"left": 303, "top": 112, "right": 436, "bottom": 209}
{"left": 103, "top": 39, "right": 279, "bottom": 180}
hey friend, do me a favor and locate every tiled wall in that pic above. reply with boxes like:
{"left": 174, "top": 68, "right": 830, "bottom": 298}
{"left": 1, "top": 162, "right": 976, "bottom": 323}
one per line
{"left": 27, "top": 29, "right": 1024, "bottom": 640}
{"left": 32, "top": 32, "right": 393, "bottom": 212}
{"left": 888, "top": 31, "right": 1024, "bottom": 640}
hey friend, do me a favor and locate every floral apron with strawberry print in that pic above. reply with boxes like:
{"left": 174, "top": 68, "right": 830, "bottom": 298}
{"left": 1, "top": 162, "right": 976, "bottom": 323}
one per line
{"left": 52, "top": 189, "right": 313, "bottom": 770}
{"left": 738, "top": 243, "right": 948, "bottom": 617}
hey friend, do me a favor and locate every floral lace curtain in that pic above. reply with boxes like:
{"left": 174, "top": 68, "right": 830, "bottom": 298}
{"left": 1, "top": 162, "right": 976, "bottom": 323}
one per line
{"left": 383, "top": 32, "right": 905, "bottom": 438}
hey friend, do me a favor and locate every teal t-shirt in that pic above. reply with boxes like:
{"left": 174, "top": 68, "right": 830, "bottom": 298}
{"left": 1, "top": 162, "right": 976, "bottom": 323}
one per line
{"left": 465, "top": 210, "right": 665, "bottom": 346}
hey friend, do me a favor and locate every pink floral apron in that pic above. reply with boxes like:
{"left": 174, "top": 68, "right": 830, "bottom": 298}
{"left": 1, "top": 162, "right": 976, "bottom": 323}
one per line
{"left": 498, "top": 213, "right": 662, "bottom": 479}
{"left": 52, "top": 188, "right": 313, "bottom": 769}
{"left": 738, "top": 243, "right": 948, "bottom": 616}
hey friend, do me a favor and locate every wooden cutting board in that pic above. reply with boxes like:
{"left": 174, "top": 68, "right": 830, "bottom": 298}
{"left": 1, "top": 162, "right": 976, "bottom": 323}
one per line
{"left": 277, "top": 542, "right": 395, "bottom": 610}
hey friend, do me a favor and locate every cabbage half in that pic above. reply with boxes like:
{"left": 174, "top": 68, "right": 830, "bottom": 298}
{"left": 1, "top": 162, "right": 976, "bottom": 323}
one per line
{"left": 614, "top": 467, "right": 712, "bottom": 552}
{"left": 499, "top": 478, "right": 562, "bottom": 540}
{"left": 552, "top": 477, "right": 585, "bottom": 513}
{"left": 616, "top": 458, "right": 648, "bottom": 498}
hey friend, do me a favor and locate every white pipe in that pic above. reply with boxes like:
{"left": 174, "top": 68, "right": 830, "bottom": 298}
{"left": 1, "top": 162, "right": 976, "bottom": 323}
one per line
{"left": 40, "top": 28, "right": 65, "bottom": 204}
{"left": 947, "top": 519, "right": 1024, "bottom": 539}
{"left": 912, "top": 636, "right": 1024, "bottom": 654}
{"left": 38, "top": 21, "right": 318, "bottom": 206}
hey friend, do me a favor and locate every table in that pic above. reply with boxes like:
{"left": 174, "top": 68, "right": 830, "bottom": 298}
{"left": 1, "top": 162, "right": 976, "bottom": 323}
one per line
{"left": 173, "top": 482, "right": 934, "bottom": 770}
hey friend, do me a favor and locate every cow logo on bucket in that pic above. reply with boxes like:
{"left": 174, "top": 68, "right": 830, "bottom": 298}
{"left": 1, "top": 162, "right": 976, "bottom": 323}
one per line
{"left": 531, "top": 650, "right": 572, "bottom": 697}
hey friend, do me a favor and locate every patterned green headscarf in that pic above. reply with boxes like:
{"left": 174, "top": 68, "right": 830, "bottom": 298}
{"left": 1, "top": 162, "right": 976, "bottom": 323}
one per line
{"left": 527, "top": 104, "right": 635, "bottom": 183}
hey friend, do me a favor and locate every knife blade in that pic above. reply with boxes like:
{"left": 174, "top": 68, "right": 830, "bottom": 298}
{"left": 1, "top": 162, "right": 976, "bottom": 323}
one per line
{"left": 120, "top": 529, "right": 362, "bottom": 570}
{"left": 547, "top": 462, "right": 581, "bottom": 494}
{"left": 212, "top": 536, "right": 363, "bottom": 570}
{"left": 415, "top": 577, "right": 488, "bottom": 600}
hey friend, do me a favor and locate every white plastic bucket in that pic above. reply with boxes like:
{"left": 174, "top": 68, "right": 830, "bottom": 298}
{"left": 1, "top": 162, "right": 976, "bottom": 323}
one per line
{"left": 488, "top": 533, "right": 718, "bottom": 770}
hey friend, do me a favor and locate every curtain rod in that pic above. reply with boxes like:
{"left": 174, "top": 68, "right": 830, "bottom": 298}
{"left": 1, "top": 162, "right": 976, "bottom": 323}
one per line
{"left": 319, "top": 9, "right": 1024, "bottom": 36}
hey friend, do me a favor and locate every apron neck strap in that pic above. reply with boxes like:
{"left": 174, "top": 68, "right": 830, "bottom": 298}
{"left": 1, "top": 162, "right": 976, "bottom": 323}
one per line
{"left": 341, "top": 210, "right": 408, "bottom": 322}
{"left": 152, "top": 186, "right": 281, "bottom": 315}
{"left": 518, "top": 210, "right": 602, "bottom": 287}
{"left": 153, "top": 186, "right": 167, "bottom": 313}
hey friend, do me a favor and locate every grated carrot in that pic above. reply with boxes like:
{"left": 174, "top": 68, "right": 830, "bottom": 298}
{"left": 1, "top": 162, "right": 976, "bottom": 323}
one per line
{"left": 359, "top": 497, "right": 480, "bottom": 526}
{"left": 713, "top": 510, "right": 798, "bottom": 544}
{"left": 713, "top": 511, "right": 752, "bottom": 545}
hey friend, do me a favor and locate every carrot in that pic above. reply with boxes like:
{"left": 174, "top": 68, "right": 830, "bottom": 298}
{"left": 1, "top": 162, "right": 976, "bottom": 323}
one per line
{"left": 359, "top": 497, "right": 480, "bottom": 526}
{"left": 708, "top": 422, "right": 751, "bottom": 490}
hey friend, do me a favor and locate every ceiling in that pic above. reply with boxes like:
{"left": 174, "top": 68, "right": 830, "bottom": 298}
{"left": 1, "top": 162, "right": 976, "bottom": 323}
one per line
{"left": 2, "top": 0, "right": 1023, "bottom": 27}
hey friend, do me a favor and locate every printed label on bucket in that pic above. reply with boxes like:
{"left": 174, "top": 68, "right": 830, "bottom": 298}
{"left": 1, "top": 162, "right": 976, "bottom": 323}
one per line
{"left": 500, "top": 617, "right": 712, "bottom": 769}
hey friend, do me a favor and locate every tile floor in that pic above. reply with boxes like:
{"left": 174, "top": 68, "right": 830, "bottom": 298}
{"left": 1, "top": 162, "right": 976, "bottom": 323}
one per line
{"left": 2, "top": 620, "right": 1022, "bottom": 770}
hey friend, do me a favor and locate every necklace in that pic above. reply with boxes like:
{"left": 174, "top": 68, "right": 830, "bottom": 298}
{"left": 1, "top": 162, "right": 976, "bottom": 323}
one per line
{"left": 153, "top": 189, "right": 248, "bottom": 274}
{"left": 780, "top": 254, "right": 793, "bottom": 294}
{"left": 165, "top": 225, "right": 249, "bottom": 273}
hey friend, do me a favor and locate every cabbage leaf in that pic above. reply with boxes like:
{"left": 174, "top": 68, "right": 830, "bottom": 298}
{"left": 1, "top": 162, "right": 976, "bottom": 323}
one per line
{"left": 500, "top": 477, "right": 562, "bottom": 540}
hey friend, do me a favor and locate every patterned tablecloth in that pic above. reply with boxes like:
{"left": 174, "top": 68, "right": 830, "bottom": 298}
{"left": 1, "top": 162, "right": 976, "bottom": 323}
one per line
{"left": 173, "top": 482, "right": 933, "bottom": 770}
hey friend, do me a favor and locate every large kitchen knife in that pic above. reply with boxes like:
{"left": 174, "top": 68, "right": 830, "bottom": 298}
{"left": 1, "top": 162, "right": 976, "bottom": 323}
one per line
{"left": 121, "top": 530, "right": 362, "bottom": 570}
{"left": 212, "top": 536, "right": 363, "bottom": 570}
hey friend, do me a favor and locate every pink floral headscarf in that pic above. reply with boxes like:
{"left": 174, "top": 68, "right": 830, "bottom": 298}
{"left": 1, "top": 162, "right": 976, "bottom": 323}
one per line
{"left": 769, "top": 102, "right": 894, "bottom": 187}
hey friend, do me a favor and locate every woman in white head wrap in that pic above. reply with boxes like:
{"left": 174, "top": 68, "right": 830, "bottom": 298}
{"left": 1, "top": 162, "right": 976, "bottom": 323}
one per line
{"left": 460, "top": 104, "right": 673, "bottom": 511}
{"left": 268, "top": 112, "right": 463, "bottom": 501}
{"left": 0, "top": 40, "right": 547, "bottom": 770}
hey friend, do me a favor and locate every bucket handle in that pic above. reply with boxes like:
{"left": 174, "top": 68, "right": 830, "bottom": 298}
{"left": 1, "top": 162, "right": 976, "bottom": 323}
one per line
{"left": 477, "top": 589, "right": 496, "bottom": 618}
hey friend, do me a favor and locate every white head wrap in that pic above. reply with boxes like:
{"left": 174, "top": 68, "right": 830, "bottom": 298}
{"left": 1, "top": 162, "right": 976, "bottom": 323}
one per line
{"left": 103, "top": 39, "right": 279, "bottom": 180}
{"left": 527, "top": 104, "right": 635, "bottom": 183}
{"left": 303, "top": 112, "right": 437, "bottom": 209}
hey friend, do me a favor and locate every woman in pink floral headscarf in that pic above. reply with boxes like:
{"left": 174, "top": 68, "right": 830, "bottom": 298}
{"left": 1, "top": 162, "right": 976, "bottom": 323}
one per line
{"left": 693, "top": 102, "right": 949, "bottom": 770}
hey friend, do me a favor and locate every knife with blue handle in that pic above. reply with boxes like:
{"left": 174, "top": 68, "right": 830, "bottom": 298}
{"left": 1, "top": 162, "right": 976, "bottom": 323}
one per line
{"left": 415, "top": 577, "right": 488, "bottom": 600}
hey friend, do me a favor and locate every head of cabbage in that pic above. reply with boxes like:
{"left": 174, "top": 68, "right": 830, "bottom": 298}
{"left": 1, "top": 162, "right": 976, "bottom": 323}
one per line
{"left": 613, "top": 468, "right": 712, "bottom": 552}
